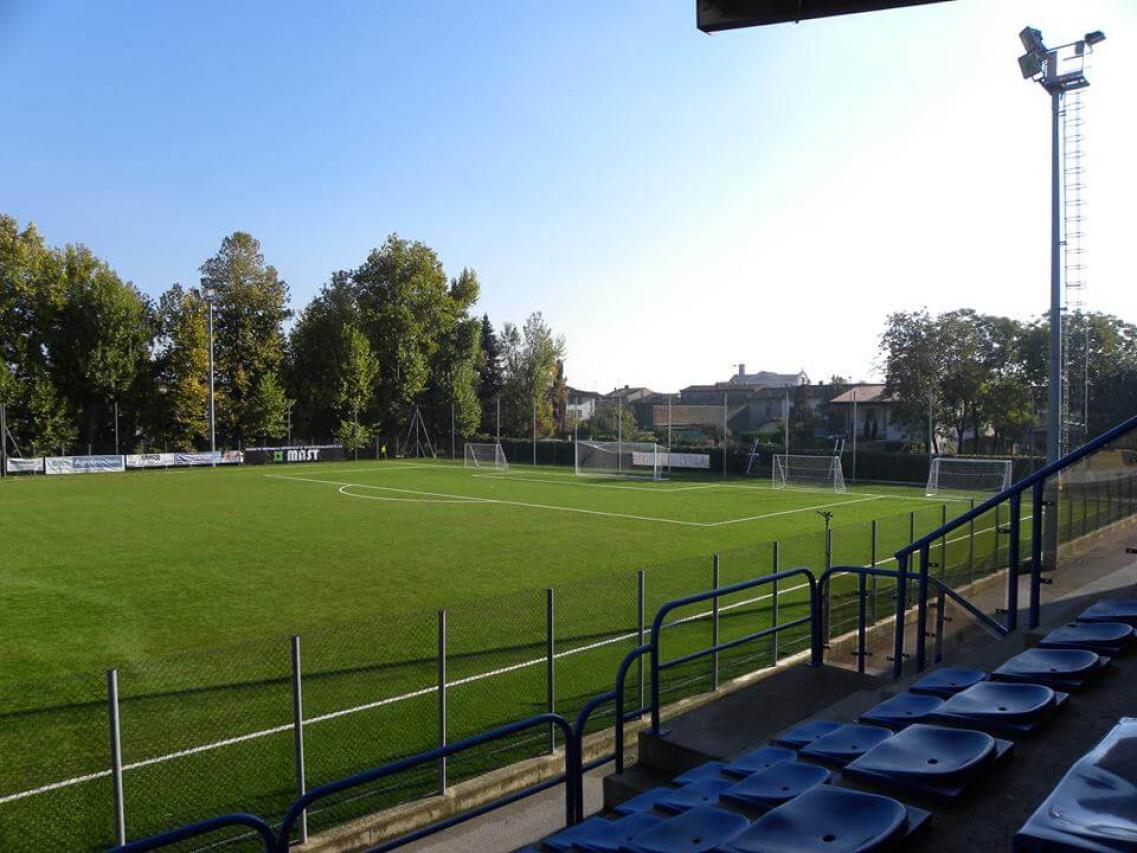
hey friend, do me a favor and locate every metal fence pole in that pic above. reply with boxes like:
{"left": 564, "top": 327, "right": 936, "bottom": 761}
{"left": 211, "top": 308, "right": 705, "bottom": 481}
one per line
{"left": 870, "top": 520, "right": 878, "bottom": 622}
{"left": 939, "top": 504, "right": 948, "bottom": 582}
{"left": 107, "top": 669, "right": 126, "bottom": 847}
{"left": 546, "top": 588, "right": 555, "bottom": 754}
{"left": 290, "top": 636, "right": 308, "bottom": 843}
{"left": 637, "top": 570, "right": 645, "bottom": 713}
{"left": 711, "top": 555, "right": 720, "bottom": 690}
{"left": 771, "top": 542, "right": 780, "bottom": 665}
{"left": 437, "top": 612, "right": 448, "bottom": 793}
{"left": 908, "top": 510, "right": 915, "bottom": 546}
{"left": 968, "top": 498, "right": 976, "bottom": 583}
{"left": 0, "top": 401, "right": 7, "bottom": 479}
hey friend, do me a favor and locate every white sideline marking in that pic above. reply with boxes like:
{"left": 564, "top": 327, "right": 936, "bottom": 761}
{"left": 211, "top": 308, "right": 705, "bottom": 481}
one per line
{"left": 0, "top": 492, "right": 1025, "bottom": 807}
{"left": 469, "top": 474, "right": 719, "bottom": 493}
{"left": 270, "top": 474, "right": 885, "bottom": 528}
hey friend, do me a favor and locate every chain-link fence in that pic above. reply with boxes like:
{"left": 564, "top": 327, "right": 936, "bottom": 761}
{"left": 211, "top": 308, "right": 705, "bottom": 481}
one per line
{"left": 3, "top": 486, "right": 1125, "bottom": 851}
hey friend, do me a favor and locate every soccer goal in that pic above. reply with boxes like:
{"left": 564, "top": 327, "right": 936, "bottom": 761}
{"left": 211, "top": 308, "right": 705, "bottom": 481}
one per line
{"left": 925, "top": 457, "right": 1013, "bottom": 496}
{"left": 464, "top": 442, "right": 509, "bottom": 470}
{"left": 575, "top": 440, "right": 663, "bottom": 480}
{"left": 772, "top": 454, "right": 847, "bottom": 492}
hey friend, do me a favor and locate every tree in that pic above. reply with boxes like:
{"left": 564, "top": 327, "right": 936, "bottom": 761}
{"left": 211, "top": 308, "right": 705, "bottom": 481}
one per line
{"left": 26, "top": 372, "right": 77, "bottom": 455}
{"left": 152, "top": 284, "right": 210, "bottom": 450}
{"left": 199, "top": 232, "right": 291, "bottom": 447}
{"left": 550, "top": 359, "right": 568, "bottom": 434}
{"left": 419, "top": 269, "right": 483, "bottom": 444}
{"left": 477, "top": 314, "right": 505, "bottom": 433}
{"left": 879, "top": 309, "right": 941, "bottom": 452}
{"left": 335, "top": 324, "right": 379, "bottom": 455}
{"left": 500, "top": 312, "right": 566, "bottom": 437}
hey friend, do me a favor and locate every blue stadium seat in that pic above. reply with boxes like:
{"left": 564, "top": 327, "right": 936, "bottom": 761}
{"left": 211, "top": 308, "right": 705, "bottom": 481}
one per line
{"left": 656, "top": 778, "right": 734, "bottom": 813}
{"left": 860, "top": 692, "right": 945, "bottom": 730}
{"left": 845, "top": 723, "right": 1012, "bottom": 798}
{"left": 672, "top": 761, "right": 729, "bottom": 785}
{"left": 615, "top": 786, "right": 674, "bottom": 815}
{"left": 932, "top": 682, "right": 1065, "bottom": 735}
{"left": 993, "top": 647, "right": 1106, "bottom": 691}
{"left": 720, "top": 785, "right": 929, "bottom": 852}
{"left": 799, "top": 723, "right": 893, "bottom": 766}
{"left": 1039, "top": 621, "right": 1134, "bottom": 655}
{"left": 1077, "top": 599, "right": 1137, "bottom": 627}
{"left": 723, "top": 745, "right": 797, "bottom": 778}
{"left": 772, "top": 719, "right": 842, "bottom": 749}
{"left": 569, "top": 811, "right": 665, "bottom": 852}
{"left": 719, "top": 760, "right": 831, "bottom": 811}
{"left": 622, "top": 805, "right": 751, "bottom": 852}
{"left": 543, "top": 816, "right": 613, "bottom": 851}
{"left": 909, "top": 666, "right": 987, "bottom": 698}
{"left": 1014, "top": 717, "right": 1137, "bottom": 852}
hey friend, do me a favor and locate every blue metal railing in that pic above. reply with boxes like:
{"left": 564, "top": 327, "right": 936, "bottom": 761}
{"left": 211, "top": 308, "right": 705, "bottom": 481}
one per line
{"left": 648, "top": 568, "right": 820, "bottom": 736}
{"left": 894, "top": 412, "right": 1137, "bottom": 674}
{"left": 115, "top": 813, "right": 275, "bottom": 852}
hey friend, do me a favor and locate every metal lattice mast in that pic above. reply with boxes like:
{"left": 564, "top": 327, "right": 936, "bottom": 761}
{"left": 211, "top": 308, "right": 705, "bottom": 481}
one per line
{"left": 1060, "top": 88, "right": 1088, "bottom": 456}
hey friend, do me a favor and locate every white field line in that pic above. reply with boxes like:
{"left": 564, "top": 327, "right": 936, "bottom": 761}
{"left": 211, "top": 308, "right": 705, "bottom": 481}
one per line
{"left": 469, "top": 473, "right": 720, "bottom": 493}
{"left": 0, "top": 496, "right": 1021, "bottom": 807}
{"left": 271, "top": 473, "right": 886, "bottom": 528}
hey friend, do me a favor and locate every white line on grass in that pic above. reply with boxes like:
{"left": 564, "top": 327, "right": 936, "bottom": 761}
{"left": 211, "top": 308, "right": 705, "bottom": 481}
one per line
{"left": 469, "top": 473, "right": 720, "bottom": 493}
{"left": 0, "top": 512, "right": 1024, "bottom": 807}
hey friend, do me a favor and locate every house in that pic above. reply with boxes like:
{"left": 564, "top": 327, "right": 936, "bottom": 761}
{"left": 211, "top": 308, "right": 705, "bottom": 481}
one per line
{"left": 727, "top": 365, "right": 810, "bottom": 388}
{"left": 828, "top": 384, "right": 918, "bottom": 444}
{"left": 566, "top": 387, "right": 601, "bottom": 422}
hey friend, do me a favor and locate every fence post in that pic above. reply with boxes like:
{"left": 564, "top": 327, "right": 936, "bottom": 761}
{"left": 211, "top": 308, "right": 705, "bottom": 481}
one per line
{"left": 869, "top": 520, "right": 878, "bottom": 622}
{"left": 892, "top": 552, "right": 908, "bottom": 679}
{"left": 1030, "top": 481, "right": 1045, "bottom": 629}
{"left": 939, "top": 504, "right": 948, "bottom": 581}
{"left": 107, "top": 669, "right": 126, "bottom": 847}
{"left": 637, "top": 570, "right": 646, "bottom": 714}
{"left": 915, "top": 543, "right": 931, "bottom": 672}
{"left": 1007, "top": 492, "right": 1022, "bottom": 631}
{"left": 968, "top": 498, "right": 976, "bottom": 584}
{"left": 1082, "top": 485, "right": 1089, "bottom": 536}
{"left": 546, "top": 588, "right": 555, "bottom": 754}
{"left": 908, "top": 511, "right": 915, "bottom": 547}
{"left": 711, "top": 555, "right": 720, "bottom": 691}
{"left": 934, "top": 586, "right": 946, "bottom": 664}
{"left": 771, "top": 542, "right": 780, "bottom": 665}
{"left": 290, "top": 636, "right": 308, "bottom": 843}
{"left": 437, "top": 611, "right": 448, "bottom": 793}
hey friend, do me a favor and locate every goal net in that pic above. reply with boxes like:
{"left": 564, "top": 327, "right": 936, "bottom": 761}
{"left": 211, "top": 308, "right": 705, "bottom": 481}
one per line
{"left": 925, "top": 457, "right": 1012, "bottom": 496}
{"left": 575, "top": 440, "right": 663, "bottom": 480}
{"left": 772, "top": 454, "right": 847, "bottom": 492}
{"left": 464, "top": 442, "right": 508, "bottom": 470}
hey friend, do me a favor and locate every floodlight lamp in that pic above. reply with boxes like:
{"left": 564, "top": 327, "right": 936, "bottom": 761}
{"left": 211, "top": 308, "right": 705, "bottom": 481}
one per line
{"left": 1019, "top": 26, "right": 1046, "bottom": 56}
{"left": 1085, "top": 30, "right": 1106, "bottom": 47}
{"left": 1018, "top": 52, "right": 1043, "bottom": 80}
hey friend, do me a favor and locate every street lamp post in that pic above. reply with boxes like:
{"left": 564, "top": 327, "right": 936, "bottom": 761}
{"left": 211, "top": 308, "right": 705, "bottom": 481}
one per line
{"left": 203, "top": 286, "right": 217, "bottom": 454}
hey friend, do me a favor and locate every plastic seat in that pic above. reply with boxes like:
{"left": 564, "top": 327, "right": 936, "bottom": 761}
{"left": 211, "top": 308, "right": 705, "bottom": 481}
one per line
{"left": 772, "top": 719, "right": 842, "bottom": 749}
{"left": 656, "top": 778, "right": 734, "bottom": 813}
{"left": 860, "top": 693, "right": 945, "bottom": 730}
{"left": 1015, "top": 717, "right": 1137, "bottom": 852}
{"left": 721, "top": 786, "right": 911, "bottom": 852}
{"left": 543, "top": 816, "right": 612, "bottom": 851}
{"left": 623, "top": 805, "right": 751, "bottom": 852}
{"left": 936, "top": 681, "right": 1057, "bottom": 723}
{"left": 572, "top": 811, "right": 664, "bottom": 852}
{"left": 1077, "top": 599, "right": 1137, "bottom": 627}
{"left": 909, "top": 666, "right": 987, "bottom": 698}
{"left": 723, "top": 745, "right": 796, "bottom": 778}
{"left": 993, "top": 647, "right": 1104, "bottom": 690}
{"left": 1039, "top": 621, "right": 1134, "bottom": 654}
{"left": 799, "top": 723, "right": 893, "bottom": 766}
{"left": 845, "top": 723, "right": 1009, "bottom": 798}
{"left": 720, "top": 761, "right": 831, "bottom": 811}
{"left": 615, "top": 786, "right": 674, "bottom": 815}
{"left": 672, "top": 761, "right": 729, "bottom": 785}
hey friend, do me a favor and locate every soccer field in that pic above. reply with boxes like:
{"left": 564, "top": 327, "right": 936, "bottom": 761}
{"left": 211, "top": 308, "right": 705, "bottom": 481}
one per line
{"left": 0, "top": 459, "right": 999, "bottom": 849}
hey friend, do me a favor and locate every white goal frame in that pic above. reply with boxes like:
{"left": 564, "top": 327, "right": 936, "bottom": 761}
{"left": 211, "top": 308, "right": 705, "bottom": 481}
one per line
{"left": 464, "top": 442, "right": 509, "bottom": 470}
{"left": 574, "top": 440, "right": 663, "bottom": 480}
{"left": 925, "top": 457, "right": 1013, "bottom": 497}
{"left": 772, "top": 454, "right": 847, "bottom": 492}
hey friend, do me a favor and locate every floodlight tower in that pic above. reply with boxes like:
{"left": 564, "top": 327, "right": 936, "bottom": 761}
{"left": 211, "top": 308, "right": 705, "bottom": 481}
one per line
{"left": 1017, "top": 26, "right": 1105, "bottom": 463}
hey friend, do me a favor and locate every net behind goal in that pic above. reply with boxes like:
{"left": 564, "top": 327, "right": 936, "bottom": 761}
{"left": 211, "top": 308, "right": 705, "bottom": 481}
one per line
{"left": 575, "top": 440, "right": 663, "bottom": 480}
{"left": 464, "top": 442, "right": 508, "bottom": 470}
{"left": 926, "top": 457, "right": 1012, "bottom": 496}
{"left": 772, "top": 454, "right": 847, "bottom": 492}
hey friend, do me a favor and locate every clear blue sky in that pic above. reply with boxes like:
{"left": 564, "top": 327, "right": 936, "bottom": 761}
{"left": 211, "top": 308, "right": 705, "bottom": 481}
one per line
{"left": 2, "top": 0, "right": 1134, "bottom": 393}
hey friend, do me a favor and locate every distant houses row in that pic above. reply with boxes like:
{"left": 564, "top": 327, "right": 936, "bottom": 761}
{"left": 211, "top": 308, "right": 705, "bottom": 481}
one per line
{"left": 567, "top": 364, "right": 919, "bottom": 448}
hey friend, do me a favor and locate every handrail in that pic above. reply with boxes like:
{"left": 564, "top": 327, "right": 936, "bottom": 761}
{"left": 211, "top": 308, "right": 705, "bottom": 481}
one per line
{"left": 899, "top": 412, "right": 1137, "bottom": 557}
{"left": 275, "top": 712, "right": 577, "bottom": 851}
{"left": 111, "top": 813, "right": 275, "bottom": 852}
{"left": 648, "top": 568, "right": 819, "bottom": 736}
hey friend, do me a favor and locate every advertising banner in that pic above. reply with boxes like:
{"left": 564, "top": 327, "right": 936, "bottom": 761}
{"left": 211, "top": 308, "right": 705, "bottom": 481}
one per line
{"left": 5, "top": 457, "right": 45, "bottom": 474}
{"left": 44, "top": 455, "right": 126, "bottom": 475}
{"left": 244, "top": 445, "right": 345, "bottom": 465}
{"left": 125, "top": 453, "right": 174, "bottom": 469}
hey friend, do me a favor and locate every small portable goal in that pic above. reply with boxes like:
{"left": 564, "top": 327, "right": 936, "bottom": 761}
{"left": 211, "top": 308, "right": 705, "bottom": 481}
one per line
{"left": 464, "top": 442, "right": 509, "bottom": 470}
{"left": 925, "top": 457, "right": 1012, "bottom": 496}
{"left": 772, "top": 454, "right": 847, "bottom": 492}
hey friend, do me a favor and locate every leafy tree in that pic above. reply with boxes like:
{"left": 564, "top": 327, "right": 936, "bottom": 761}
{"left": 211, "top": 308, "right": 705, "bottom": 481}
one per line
{"left": 199, "top": 232, "right": 291, "bottom": 447}
{"left": 500, "top": 312, "right": 566, "bottom": 437}
{"left": 420, "top": 269, "right": 482, "bottom": 443}
{"left": 879, "top": 309, "right": 941, "bottom": 451}
{"left": 26, "top": 372, "right": 77, "bottom": 455}
{"left": 578, "top": 399, "right": 640, "bottom": 440}
{"left": 550, "top": 359, "right": 568, "bottom": 434}
{"left": 335, "top": 324, "right": 379, "bottom": 456}
{"left": 477, "top": 313, "right": 505, "bottom": 432}
{"left": 152, "top": 284, "right": 209, "bottom": 450}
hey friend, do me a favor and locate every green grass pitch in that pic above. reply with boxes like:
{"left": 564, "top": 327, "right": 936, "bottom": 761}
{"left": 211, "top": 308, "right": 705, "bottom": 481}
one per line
{"left": 0, "top": 459, "right": 1013, "bottom": 849}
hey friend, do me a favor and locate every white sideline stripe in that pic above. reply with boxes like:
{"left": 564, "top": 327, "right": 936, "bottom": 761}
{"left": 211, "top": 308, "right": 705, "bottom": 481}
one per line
{"left": 0, "top": 501, "right": 1026, "bottom": 806}
{"left": 470, "top": 474, "right": 719, "bottom": 493}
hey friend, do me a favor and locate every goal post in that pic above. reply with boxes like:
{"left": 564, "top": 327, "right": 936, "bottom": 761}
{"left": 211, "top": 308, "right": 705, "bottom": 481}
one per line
{"left": 772, "top": 454, "right": 847, "bottom": 492}
{"left": 575, "top": 440, "right": 663, "bottom": 480}
{"left": 464, "top": 442, "right": 508, "bottom": 470}
{"left": 925, "top": 457, "right": 1013, "bottom": 496}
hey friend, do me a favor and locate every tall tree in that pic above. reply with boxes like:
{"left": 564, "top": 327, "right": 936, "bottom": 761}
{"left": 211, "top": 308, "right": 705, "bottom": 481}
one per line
{"left": 477, "top": 313, "right": 505, "bottom": 433}
{"left": 199, "top": 232, "right": 291, "bottom": 447}
{"left": 152, "top": 284, "right": 210, "bottom": 450}
{"left": 500, "top": 312, "right": 566, "bottom": 437}
{"left": 334, "top": 324, "right": 379, "bottom": 454}
{"left": 879, "top": 309, "right": 941, "bottom": 451}
{"left": 550, "top": 359, "right": 568, "bottom": 434}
